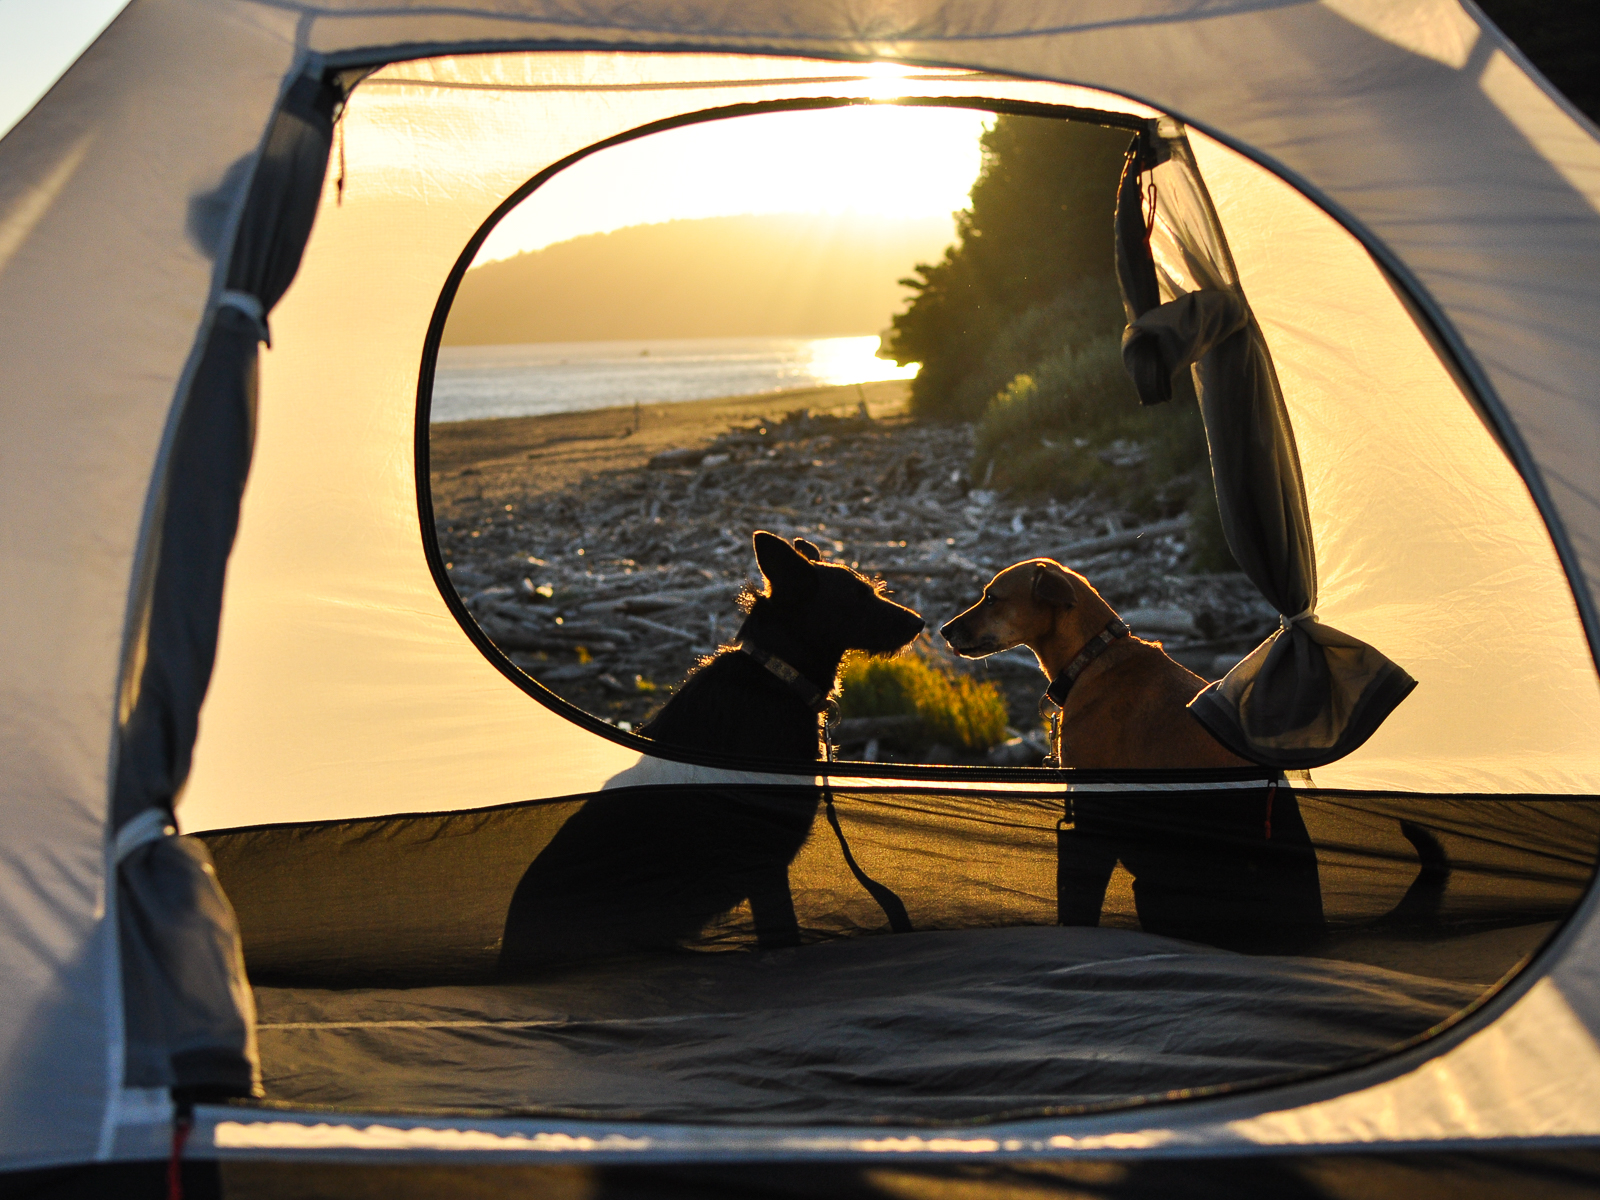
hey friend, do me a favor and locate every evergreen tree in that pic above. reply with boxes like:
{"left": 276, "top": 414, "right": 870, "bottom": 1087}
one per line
{"left": 884, "top": 116, "right": 1132, "bottom": 421}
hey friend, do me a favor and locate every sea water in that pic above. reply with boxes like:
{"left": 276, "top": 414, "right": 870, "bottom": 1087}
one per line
{"left": 429, "top": 335, "right": 917, "bottom": 424}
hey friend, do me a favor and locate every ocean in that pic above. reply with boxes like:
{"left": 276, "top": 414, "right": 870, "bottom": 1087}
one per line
{"left": 428, "top": 335, "right": 918, "bottom": 424}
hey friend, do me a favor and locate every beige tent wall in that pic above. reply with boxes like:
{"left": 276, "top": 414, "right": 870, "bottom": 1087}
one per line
{"left": 1186, "top": 130, "right": 1600, "bottom": 795}
{"left": 181, "top": 55, "right": 1157, "bottom": 832}
{"left": 183, "top": 47, "right": 1600, "bottom": 832}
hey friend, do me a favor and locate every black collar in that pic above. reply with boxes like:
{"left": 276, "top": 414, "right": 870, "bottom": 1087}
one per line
{"left": 1044, "top": 617, "right": 1130, "bottom": 707}
{"left": 738, "top": 641, "right": 830, "bottom": 712}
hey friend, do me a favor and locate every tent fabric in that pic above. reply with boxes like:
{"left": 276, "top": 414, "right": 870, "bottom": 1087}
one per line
{"left": 249, "top": 927, "right": 1485, "bottom": 1123}
{"left": 200, "top": 784, "right": 1597, "bottom": 990}
{"left": 175, "top": 47, "right": 1600, "bottom": 843}
{"left": 113, "top": 70, "right": 340, "bottom": 829}
{"left": 198, "top": 779, "right": 1595, "bottom": 1122}
{"left": 1, "top": 0, "right": 1600, "bottom": 1172}
{"left": 1115, "top": 136, "right": 1417, "bottom": 768}
{"left": 109, "top": 67, "right": 340, "bottom": 1103}
{"left": 116, "top": 819, "right": 258, "bottom": 1098}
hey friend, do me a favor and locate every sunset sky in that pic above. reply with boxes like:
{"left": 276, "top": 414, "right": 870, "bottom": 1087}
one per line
{"left": 475, "top": 100, "right": 991, "bottom": 263}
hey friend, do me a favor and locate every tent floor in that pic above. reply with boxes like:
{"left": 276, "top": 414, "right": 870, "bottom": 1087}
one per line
{"left": 13, "top": 1150, "right": 1600, "bottom": 1200}
{"left": 252, "top": 926, "right": 1497, "bottom": 1123}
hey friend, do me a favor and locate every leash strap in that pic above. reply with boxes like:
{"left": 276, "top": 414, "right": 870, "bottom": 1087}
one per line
{"left": 167, "top": 1102, "right": 193, "bottom": 1200}
{"left": 824, "top": 782, "right": 913, "bottom": 933}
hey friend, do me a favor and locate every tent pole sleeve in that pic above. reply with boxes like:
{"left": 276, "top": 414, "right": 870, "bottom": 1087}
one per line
{"left": 108, "top": 69, "right": 339, "bottom": 1099}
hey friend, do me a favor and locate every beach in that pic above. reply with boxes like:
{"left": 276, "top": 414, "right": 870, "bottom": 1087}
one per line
{"left": 428, "top": 379, "right": 1276, "bottom": 757}
{"left": 430, "top": 379, "right": 911, "bottom": 501}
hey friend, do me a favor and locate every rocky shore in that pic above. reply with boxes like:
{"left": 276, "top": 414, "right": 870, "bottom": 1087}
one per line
{"left": 430, "top": 380, "right": 1278, "bottom": 760}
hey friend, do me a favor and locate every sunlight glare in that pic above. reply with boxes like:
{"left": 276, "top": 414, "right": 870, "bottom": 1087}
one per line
{"left": 806, "top": 335, "right": 918, "bottom": 386}
{"left": 475, "top": 104, "right": 989, "bottom": 263}
{"left": 857, "top": 58, "right": 921, "bottom": 99}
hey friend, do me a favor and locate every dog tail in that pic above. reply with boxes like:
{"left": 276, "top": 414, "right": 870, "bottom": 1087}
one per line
{"left": 1370, "top": 820, "right": 1451, "bottom": 932}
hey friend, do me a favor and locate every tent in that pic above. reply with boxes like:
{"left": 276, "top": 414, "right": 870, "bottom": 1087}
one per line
{"left": 4, "top": 0, "right": 1600, "bottom": 1182}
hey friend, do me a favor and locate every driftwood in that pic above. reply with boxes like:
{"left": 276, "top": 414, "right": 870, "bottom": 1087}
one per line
{"left": 582, "top": 582, "right": 741, "bottom": 615}
{"left": 865, "top": 561, "right": 987, "bottom": 579}
{"left": 624, "top": 613, "right": 707, "bottom": 645}
{"left": 1052, "top": 515, "right": 1191, "bottom": 561}
{"left": 433, "top": 407, "right": 1279, "bottom": 747}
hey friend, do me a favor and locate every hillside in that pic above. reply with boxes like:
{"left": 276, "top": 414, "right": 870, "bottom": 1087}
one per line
{"left": 441, "top": 213, "right": 955, "bottom": 345}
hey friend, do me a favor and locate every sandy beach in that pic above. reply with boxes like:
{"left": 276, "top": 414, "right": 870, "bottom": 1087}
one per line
{"left": 430, "top": 379, "right": 912, "bottom": 503}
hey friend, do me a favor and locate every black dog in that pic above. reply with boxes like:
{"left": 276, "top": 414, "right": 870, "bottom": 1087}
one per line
{"left": 498, "top": 532, "right": 923, "bottom": 973}
{"left": 638, "top": 531, "right": 925, "bottom": 760}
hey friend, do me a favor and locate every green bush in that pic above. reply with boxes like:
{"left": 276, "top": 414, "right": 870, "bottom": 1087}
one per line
{"left": 943, "top": 278, "right": 1125, "bottom": 424}
{"left": 962, "top": 325, "right": 1238, "bottom": 572}
{"left": 969, "top": 332, "right": 1231, "bottom": 555}
{"left": 839, "top": 655, "right": 1010, "bottom": 753}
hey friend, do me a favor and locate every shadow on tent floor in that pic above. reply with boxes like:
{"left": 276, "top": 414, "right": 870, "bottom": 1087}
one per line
{"left": 248, "top": 925, "right": 1498, "bottom": 1123}
{"left": 13, "top": 1151, "right": 1600, "bottom": 1200}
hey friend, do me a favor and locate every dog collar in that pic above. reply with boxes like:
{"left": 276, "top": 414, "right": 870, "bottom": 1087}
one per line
{"left": 1044, "top": 617, "right": 1130, "bottom": 708}
{"left": 738, "top": 641, "right": 830, "bottom": 712}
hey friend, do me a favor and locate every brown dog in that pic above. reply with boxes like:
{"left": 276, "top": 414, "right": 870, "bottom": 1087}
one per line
{"left": 941, "top": 559, "right": 1251, "bottom": 769}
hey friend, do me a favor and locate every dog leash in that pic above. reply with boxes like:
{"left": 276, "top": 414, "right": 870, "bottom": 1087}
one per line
{"left": 1039, "top": 617, "right": 1130, "bottom": 768}
{"left": 739, "top": 643, "right": 911, "bottom": 931}
{"left": 822, "top": 779, "right": 913, "bottom": 933}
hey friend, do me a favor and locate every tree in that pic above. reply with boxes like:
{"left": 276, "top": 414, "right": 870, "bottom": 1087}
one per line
{"left": 884, "top": 115, "right": 1132, "bottom": 421}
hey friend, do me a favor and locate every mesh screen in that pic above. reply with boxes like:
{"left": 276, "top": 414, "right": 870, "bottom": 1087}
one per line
{"left": 206, "top": 782, "right": 1598, "bottom": 986}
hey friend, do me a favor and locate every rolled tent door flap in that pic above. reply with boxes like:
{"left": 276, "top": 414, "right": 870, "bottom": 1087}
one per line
{"left": 108, "top": 70, "right": 339, "bottom": 1098}
{"left": 1115, "top": 135, "right": 1416, "bottom": 769}
{"left": 117, "top": 811, "right": 258, "bottom": 1095}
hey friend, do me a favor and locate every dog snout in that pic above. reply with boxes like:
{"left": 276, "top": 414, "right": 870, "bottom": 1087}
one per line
{"left": 940, "top": 616, "right": 977, "bottom": 653}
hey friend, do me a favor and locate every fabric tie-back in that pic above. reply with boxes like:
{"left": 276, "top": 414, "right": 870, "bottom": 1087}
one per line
{"left": 1114, "top": 140, "right": 1415, "bottom": 769}
{"left": 110, "top": 70, "right": 340, "bottom": 1098}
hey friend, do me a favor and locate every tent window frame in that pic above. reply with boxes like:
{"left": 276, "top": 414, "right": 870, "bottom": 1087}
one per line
{"left": 411, "top": 91, "right": 1277, "bottom": 783}
{"left": 391, "top": 51, "right": 1589, "bottom": 789}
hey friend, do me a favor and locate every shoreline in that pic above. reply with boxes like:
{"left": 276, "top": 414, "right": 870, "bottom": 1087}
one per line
{"left": 429, "top": 379, "right": 912, "bottom": 494}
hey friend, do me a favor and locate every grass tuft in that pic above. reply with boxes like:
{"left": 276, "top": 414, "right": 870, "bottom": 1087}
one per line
{"left": 839, "top": 654, "right": 1010, "bottom": 753}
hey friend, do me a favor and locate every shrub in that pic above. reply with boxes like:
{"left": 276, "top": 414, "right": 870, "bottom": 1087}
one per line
{"left": 943, "top": 278, "right": 1125, "bottom": 424}
{"left": 839, "top": 655, "right": 1010, "bottom": 753}
{"left": 970, "top": 332, "right": 1230, "bottom": 546}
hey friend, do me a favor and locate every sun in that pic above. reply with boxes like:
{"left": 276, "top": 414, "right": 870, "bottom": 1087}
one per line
{"left": 856, "top": 59, "right": 922, "bottom": 99}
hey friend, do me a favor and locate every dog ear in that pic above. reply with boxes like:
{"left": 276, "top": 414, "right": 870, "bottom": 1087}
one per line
{"left": 753, "top": 530, "right": 818, "bottom": 599}
{"left": 793, "top": 538, "right": 823, "bottom": 562}
{"left": 1032, "top": 561, "right": 1078, "bottom": 608}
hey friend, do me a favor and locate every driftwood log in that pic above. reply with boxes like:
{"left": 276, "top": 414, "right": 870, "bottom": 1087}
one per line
{"left": 432, "top": 407, "right": 1278, "bottom": 757}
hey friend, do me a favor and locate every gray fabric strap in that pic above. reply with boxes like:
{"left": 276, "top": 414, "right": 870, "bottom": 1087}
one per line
{"left": 737, "top": 642, "right": 829, "bottom": 712}
{"left": 217, "top": 289, "right": 270, "bottom": 346}
{"left": 1280, "top": 604, "right": 1316, "bottom": 630}
{"left": 114, "top": 807, "right": 175, "bottom": 864}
